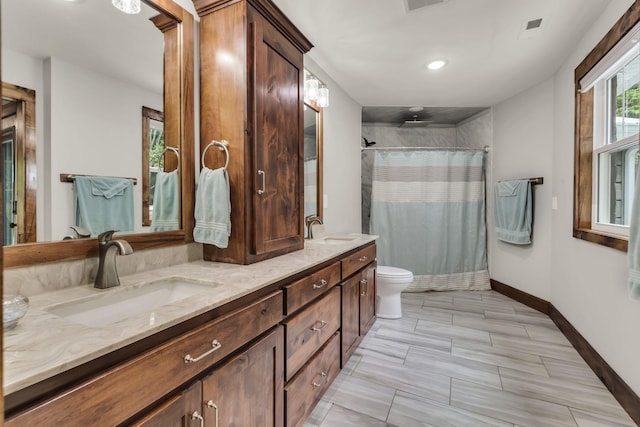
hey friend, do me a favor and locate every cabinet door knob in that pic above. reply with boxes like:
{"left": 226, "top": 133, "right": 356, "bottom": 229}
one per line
{"left": 312, "top": 371, "right": 328, "bottom": 388}
{"left": 184, "top": 339, "right": 222, "bottom": 364}
{"left": 312, "top": 279, "right": 328, "bottom": 290}
{"left": 206, "top": 401, "right": 219, "bottom": 427}
{"left": 191, "top": 411, "right": 204, "bottom": 427}
{"left": 257, "top": 170, "right": 266, "bottom": 195}
{"left": 310, "top": 320, "right": 328, "bottom": 332}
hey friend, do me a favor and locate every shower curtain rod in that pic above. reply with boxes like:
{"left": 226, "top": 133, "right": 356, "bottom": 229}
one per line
{"left": 362, "top": 145, "right": 490, "bottom": 153}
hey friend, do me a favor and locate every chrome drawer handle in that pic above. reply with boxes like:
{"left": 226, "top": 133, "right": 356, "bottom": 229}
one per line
{"left": 358, "top": 256, "right": 368, "bottom": 262}
{"left": 206, "top": 400, "right": 219, "bottom": 427}
{"left": 360, "top": 279, "right": 368, "bottom": 296}
{"left": 257, "top": 170, "right": 266, "bottom": 195}
{"left": 312, "top": 371, "right": 328, "bottom": 388}
{"left": 311, "top": 320, "right": 327, "bottom": 332}
{"left": 184, "top": 339, "right": 222, "bottom": 364}
{"left": 312, "top": 279, "right": 328, "bottom": 290}
{"left": 191, "top": 411, "right": 204, "bottom": 427}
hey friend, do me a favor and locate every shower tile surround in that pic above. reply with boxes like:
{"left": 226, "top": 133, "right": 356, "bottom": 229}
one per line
{"left": 361, "top": 111, "right": 492, "bottom": 233}
{"left": 3, "top": 235, "right": 376, "bottom": 394}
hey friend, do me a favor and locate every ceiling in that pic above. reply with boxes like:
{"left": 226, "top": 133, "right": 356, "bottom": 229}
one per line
{"left": 2, "top": 0, "right": 164, "bottom": 95}
{"left": 273, "top": 0, "right": 613, "bottom": 124}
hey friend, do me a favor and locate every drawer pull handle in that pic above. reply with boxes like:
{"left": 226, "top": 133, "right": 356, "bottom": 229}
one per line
{"left": 359, "top": 256, "right": 368, "bottom": 262}
{"left": 313, "top": 279, "right": 328, "bottom": 290}
{"left": 206, "top": 400, "right": 219, "bottom": 427}
{"left": 312, "top": 371, "right": 328, "bottom": 388}
{"left": 184, "top": 339, "right": 222, "bottom": 364}
{"left": 191, "top": 411, "right": 204, "bottom": 427}
{"left": 360, "top": 279, "right": 368, "bottom": 296}
{"left": 311, "top": 320, "right": 328, "bottom": 332}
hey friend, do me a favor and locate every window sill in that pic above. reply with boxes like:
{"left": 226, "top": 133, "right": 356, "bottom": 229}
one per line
{"left": 573, "top": 228, "right": 628, "bottom": 252}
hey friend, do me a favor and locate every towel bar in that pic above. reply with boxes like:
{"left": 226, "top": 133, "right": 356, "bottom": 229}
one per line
{"left": 60, "top": 174, "right": 138, "bottom": 185}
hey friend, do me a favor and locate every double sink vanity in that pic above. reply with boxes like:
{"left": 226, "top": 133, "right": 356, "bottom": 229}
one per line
{"left": 4, "top": 235, "right": 378, "bottom": 426}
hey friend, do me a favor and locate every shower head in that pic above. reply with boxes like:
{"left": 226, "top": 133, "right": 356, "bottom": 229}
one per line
{"left": 363, "top": 137, "right": 376, "bottom": 147}
{"left": 399, "top": 115, "right": 433, "bottom": 128}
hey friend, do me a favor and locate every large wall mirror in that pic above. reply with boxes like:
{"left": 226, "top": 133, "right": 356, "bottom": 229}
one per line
{"left": 304, "top": 102, "right": 323, "bottom": 220}
{"left": 1, "top": 0, "right": 194, "bottom": 268}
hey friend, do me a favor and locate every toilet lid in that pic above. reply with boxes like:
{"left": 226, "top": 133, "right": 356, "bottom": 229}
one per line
{"left": 377, "top": 265, "right": 413, "bottom": 279}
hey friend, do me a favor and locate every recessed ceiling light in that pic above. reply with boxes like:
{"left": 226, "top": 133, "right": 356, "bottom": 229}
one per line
{"left": 409, "top": 106, "right": 424, "bottom": 112}
{"left": 62, "top": 0, "right": 85, "bottom": 3}
{"left": 426, "top": 59, "right": 448, "bottom": 70}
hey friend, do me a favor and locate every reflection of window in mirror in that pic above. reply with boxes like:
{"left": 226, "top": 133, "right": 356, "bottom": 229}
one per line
{"left": 303, "top": 102, "right": 323, "bottom": 221}
{"left": 2, "top": 82, "right": 36, "bottom": 245}
{"left": 142, "top": 106, "right": 164, "bottom": 226}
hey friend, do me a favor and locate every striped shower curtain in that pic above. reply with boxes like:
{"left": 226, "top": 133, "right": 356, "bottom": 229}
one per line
{"left": 369, "top": 150, "right": 490, "bottom": 292}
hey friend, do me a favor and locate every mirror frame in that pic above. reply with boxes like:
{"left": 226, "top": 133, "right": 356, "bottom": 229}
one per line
{"left": 305, "top": 102, "right": 324, "bottom": 220}
{"left": 1, "top": 0, "right": 195, "bottom": 268}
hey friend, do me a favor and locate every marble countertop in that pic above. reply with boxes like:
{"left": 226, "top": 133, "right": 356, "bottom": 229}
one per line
{"left": 3, "top": 234, "right": 377, "bottom": 395}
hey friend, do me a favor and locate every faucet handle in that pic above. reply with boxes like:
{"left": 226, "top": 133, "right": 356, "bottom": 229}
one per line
{"left": 97, "top": 230, "right": 119, "bottom": 243}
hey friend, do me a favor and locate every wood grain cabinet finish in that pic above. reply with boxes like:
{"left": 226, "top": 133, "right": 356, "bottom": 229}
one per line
{"left": 4, "top": 292, "right": 282, "bottom": 427}
{"left": 341, "top": 244, "right": 376, "bottom": 280}
{"left": 202, "top": 326, "right": 284, "bottom": 427}
{"left": 283, "top": 286, "right": 340, "bottom": 381}
{"left": 359, "top": 265, "right": 377, "bottom": 336}
{"left": 340, "top": 273, "right": 361, "bottom": 367}
{"left": 284, "top": 332, "right": 341, "bottom": 427}
{"left": 194, "top": 0, "right": 313, "bottom": 264}
{"left": 130, "top": 381, "right": 202, "bottom": 427}
{"left": 284, "top": 261, "right": 341, "bottom": 315}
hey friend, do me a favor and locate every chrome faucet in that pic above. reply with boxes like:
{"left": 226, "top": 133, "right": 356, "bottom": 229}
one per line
{"left": 95, "top": 230, "right": 133, "bottom": 289}
{"left": 305, "top": 215, "right": 323, "bottom": 240}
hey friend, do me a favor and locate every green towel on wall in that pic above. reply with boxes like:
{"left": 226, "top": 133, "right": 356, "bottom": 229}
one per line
{"left": 150, "top": 170, "right": 180, "bottom": 231}
{"left": 74, "top": 176, "right": 134, "bottom": 236}
{"left": 193, "top": 167, "right": 231, "bottom": 248}
{"left": 493, "top": 180, "right": 532, "bottom": 245}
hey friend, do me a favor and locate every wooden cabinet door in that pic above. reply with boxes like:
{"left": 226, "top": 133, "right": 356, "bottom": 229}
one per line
{"left": 359, "top": 266, "right": 376, "bottom": 336}
{"left": 340, "top": 274, "right": 360, "bottom": 367}
{"left": 202, "top": 326, "right": 284, "bottom": 427}
{"left": 131, "top": 381, "right": 202, "bottom": 427}
{"left": 249, "top": 13, "right": 304, "bottom": 256}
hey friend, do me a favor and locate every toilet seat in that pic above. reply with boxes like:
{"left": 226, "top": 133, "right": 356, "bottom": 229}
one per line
{"left": 377, "top": 266, "right": 413, "bottom": 280}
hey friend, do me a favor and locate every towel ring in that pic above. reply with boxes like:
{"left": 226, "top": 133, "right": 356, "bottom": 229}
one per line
{"left": 160, "top": 147, "right": 180, "bottom": 172}
{"left": 202, "top": 140, "right": 229, "bottom": 170}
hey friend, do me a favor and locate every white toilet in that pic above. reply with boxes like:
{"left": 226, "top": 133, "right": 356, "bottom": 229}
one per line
{"left": 376, "top": 266, "right": 414, "bottom": 319}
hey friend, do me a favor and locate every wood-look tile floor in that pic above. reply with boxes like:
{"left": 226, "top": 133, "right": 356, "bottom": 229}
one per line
{"left": 303, "top": 290, "right": 637, "bottom": 427}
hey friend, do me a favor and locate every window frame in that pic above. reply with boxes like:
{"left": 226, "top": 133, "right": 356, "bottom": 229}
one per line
{"left": 574, "top": 2, "right": 640, "bottom": 252}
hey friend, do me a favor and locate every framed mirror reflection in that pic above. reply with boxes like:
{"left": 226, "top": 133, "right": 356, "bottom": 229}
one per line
{"left": 304, "top": 102, "right": 323, "bottom": 221}
{"left": 1, "top": 0, "right": 194, "bottom": 267}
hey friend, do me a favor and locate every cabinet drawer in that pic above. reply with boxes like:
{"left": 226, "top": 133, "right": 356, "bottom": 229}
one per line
{"left": 285, "top": 332, "right": 340, "bottom": 427}
{"left": 5, "top": 291, "right": 283, "bottom": 427}
{"left": 284, "top": 261, "right": 341, "bottom": 315}
{"left": 283, "top": 286, "right": 340, "bottom": 381}
{"left": 341, "top": 244, "right": 376, "bottom": 280}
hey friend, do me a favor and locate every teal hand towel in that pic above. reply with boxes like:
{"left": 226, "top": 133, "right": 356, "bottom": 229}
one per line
{"left": 74, "top": 176, "right": 134, "bottom": 236}
{"left": 628, "top": 171, "right": 640, "bottom": 300}
{"left": 193, "top": 167, "right": 231, "bottom": 248}
{"left": 493, "top": 180, "right": 532, "bottom": 245}
{"left": 150, "top": 170, "right": 180, "bottom": 231}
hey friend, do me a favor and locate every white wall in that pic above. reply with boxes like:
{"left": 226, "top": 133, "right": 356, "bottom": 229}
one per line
{"left": 491, "top": 79, "right": 554, "bottom": 300}
{"left": 492, "top": 0, "right": 640, "bottom": 396}
{"left": 304, "top": 57, "right": 362, "bottom": 234}
{"left": 47, "top": 57, "right": 162, "bottom": 240}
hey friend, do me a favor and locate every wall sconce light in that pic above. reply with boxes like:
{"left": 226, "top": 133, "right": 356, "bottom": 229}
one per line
{"left": 112, "top": 0, "right": 141, "bottom": 14}
{"left": 304, "top": 70, "right": 329, "bottom": 108}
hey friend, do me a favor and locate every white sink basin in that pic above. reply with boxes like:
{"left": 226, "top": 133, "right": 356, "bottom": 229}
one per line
{"left": 312, "top": 235, "right": 357, "bottom": 244}
{"left": 46, "top": 278, "right": 220, "bottom": 327}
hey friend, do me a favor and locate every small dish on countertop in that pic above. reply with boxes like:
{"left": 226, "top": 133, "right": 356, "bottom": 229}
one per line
{"left": 4, "top": 294, "right": 29, "bottom": 330}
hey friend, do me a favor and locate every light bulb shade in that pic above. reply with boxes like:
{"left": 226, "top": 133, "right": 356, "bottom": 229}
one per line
{"left": 305, "top": 77, "right": 319, "bottom": 102}
{"left": 317, "top": 85, "right": 329, "bottom": 108}
{"left": 112, "top": 0, "right": 141, "bottom": 14}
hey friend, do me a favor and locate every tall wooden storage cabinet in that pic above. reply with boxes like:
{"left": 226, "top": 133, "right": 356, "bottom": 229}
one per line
{"left": 194, "top": 0, "right": 313, "bottom": 264}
